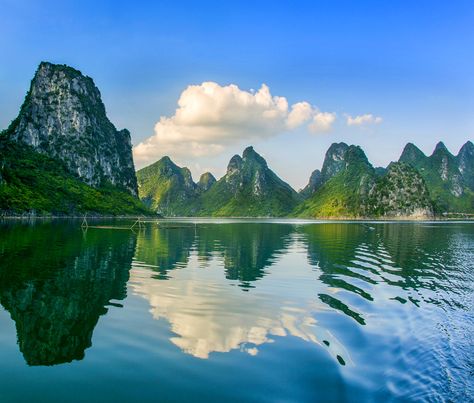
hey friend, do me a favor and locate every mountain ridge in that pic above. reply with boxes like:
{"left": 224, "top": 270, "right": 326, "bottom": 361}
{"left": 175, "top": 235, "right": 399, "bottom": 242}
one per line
{"left": 137, "top": 140, "right": 473, "bottom": 218}
{"left": 2, "top": 63, "right": 472, "bottom": 218}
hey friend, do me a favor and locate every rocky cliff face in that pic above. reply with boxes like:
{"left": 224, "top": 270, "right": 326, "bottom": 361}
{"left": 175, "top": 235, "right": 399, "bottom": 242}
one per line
{"left": 320, "top": 142, "right": 350, "bottom": 181}
{"left": 5, "top": 62, "right": 138, "bottom": 196}
{"left": 367, "top": 162, "right": 434, "bottom": 218}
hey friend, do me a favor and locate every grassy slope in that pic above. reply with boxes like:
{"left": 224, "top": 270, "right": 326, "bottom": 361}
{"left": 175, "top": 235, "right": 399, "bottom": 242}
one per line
{"left": 0, "top": 138, "right": 150, "bottom": 215}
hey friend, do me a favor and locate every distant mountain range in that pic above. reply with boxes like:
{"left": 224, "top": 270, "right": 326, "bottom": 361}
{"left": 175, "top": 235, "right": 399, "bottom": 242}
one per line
{"left": 1, "top": 62, "right": 472, "bottom": 218}
{"left": 138, "top": 141, "right": 474, "bottom": 218}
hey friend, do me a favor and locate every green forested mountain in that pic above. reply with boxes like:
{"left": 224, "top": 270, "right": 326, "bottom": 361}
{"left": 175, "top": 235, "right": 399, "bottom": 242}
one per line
{"left": 2, "top": 63, "right": 472, "bottom": 218}
{"left": 0, "top": 139, "right": 149, "bottom": 215}
{"left": 295, "top": 140, "right": 474, "bottom": 218}
{"left": 138, "top": 141, "right": 473, "bottom": 219}
{"left": 0, "top": 62, "right": 148, "bottom": 215}
{"left": 365, "top": 162, "right": 434, "bottom": 217}
{"left": 399, "top": 141, "right": 474, "bottom": 213}
{"left": 295, "top": 144, "right": 377, "bottom": 217}
{"left": 136, "top": 156, "right": 199, "bottom": 216}
{"left": 295, "top": 143, "right": 438, "bottom": 219}
{"left": 137, "top": 146, "right": 301, "bottom": 217}
{"left": 195, "top": 146, "right": 301, "bottom": 217}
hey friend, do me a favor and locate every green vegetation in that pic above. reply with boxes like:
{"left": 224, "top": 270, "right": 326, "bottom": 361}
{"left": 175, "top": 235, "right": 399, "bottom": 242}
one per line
{"left": 192, "top": 147, "right": 300, "bottom": 217}
{"left": 195, "top": 179, "right": 299, "bottom": 217}
{"left": 365, "top": 162, "right": 433, "bottom": 217}
{"left": 294, "top": 146, "right": 375, "bottom": 218}
{"left": 399, "top": 142, "right": 474, "bottom": 213}
{"left": 0, "top": 137, "right": 150, "bottom": 215}
{"left": 137, "top": 156, "right": 197, "bottom": 216}
{"left": 137, "top": 147, "right": 301, "bottom": 217}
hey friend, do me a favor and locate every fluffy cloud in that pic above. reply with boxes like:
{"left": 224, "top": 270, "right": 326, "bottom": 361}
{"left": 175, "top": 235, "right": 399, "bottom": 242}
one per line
{"left": 346, "top": 114, "right": 382, "bottom": 126}
{"left": 309, "top": 112, "right": 337, "bottom": 133}
{"left": 133, "top": 82, "right": 335, "bottom": 167}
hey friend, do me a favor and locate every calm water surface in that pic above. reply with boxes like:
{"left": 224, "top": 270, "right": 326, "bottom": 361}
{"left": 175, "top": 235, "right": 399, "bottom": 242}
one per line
{"left": 0, "top": 219, "right": 473, "bottom": 402}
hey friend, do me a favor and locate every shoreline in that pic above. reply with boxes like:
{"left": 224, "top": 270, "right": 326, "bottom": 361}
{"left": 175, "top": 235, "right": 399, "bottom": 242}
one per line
{"left": 1, "top": 215, "right": 473, "bottom": 222}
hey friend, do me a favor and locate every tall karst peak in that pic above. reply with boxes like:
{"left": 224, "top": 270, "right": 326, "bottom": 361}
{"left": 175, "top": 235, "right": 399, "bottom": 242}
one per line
{"left": 198, "top": 172, "right": 217, "bottom": 192}
{"left": 227, "top": 154, "right": 243, "bottom": 172}
{"left": 345, "top": 145, "right": 370, "bottom": 164}
{"left": 195, "top": 146, "right": 300, "bottom": 217}
{"left": 457, "top": 140, "right": 474, "bottom": 190}
{"left": 432, "top": 141, "right": 451, "bottom": 156}
{"left": 6, "top": 61, "right": 138, "bottom": 196}
{"left": 136, "top": 156, "right": 197, "bottom": 216}
{"left": 399, "top": 142, "right": 426, "bottom": 164}
{"left": 458, "top": 141, "right": 474, "bottom": 157}
{"left": 242, "top": 145, "right": 268, "bottom": 167}
{"left": 320, "top": 142, "right": 350, "bottom": 181}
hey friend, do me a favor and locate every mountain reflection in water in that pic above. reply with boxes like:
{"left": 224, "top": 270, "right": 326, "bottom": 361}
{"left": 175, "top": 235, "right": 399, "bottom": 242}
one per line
{"left": 0, "top": 219, "right": 472, "bottom": 402}
{"left": 0, "top": 221, "right": 136, "bottom": 365}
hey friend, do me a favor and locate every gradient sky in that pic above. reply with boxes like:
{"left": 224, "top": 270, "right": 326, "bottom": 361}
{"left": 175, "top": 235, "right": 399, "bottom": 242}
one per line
{"left": 1, "top": 0, "right": 473, "bottom": 189}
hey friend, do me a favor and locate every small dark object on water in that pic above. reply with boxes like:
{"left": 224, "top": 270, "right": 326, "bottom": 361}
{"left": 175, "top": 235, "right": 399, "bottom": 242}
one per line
{"left": 336, "top": 355, "right": 346, "bottom": 366}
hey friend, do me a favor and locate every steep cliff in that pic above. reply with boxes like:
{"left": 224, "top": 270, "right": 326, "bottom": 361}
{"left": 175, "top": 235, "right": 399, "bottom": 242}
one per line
{"left": 5, "top": 62, "right": 137, "bottom": 196}
{"left": 300, "top": 169, "right": 323, "bottom": 198}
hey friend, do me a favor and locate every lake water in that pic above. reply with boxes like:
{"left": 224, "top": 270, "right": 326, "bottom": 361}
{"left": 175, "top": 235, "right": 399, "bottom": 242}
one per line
{"left": 0, "top": 219, "right": 472, "bottom": 402}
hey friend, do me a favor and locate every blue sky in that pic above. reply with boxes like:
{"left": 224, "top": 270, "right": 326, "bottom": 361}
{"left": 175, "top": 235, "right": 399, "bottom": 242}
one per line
{"left": 1, "top": 0, "right": 473, "bottom": 188}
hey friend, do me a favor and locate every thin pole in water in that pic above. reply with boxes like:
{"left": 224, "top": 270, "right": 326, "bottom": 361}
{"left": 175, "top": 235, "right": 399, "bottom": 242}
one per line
{"left": 81, "top": 214, "right": 88, "bottom": 229}
{"left": 130, "top": 216, "right": 145, "bottom": 230}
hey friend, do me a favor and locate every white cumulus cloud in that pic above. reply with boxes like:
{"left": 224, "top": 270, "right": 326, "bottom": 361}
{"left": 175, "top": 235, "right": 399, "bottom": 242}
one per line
{"left": 346, "top": 114, "right": 382, "bottom": 126}
{"left": 309, "top": 112, "right": 337, "bottom": 133}
{"left": 133, "top": 82, "right": 335, "bottom": 167}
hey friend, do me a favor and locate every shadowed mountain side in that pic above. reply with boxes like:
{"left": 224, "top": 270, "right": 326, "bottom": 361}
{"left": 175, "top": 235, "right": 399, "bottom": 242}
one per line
{"left": 0, "top": 222, "right": 136, "bottom": 366}
{"left": 136, "top": 156, "right": 199, "bottom": 216}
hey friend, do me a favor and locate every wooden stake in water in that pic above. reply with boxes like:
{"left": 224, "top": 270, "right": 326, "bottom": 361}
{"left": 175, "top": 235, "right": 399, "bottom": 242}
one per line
{"left": 81, "top": 214, "right": 88, "bottom": 229}
{"left": 130, "top": 216, "right": 144, "bottom": 230}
